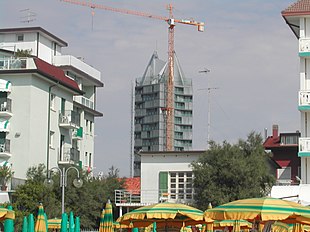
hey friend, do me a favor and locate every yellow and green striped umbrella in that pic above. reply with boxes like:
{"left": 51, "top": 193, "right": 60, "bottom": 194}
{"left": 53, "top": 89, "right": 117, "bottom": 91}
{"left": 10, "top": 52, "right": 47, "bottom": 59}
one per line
{"left": 0, "top": 206, "right": 15, "bottom": 221}
{"left": 204, "top": 197, "right": 310, "bottom": 222}
{"left": 116, "top": 202, "right": 204, "bottom": 228}
{"left": 101, "top": 200, "right": 114, "bottom": 232}
{"left": 48, "top": 218, "right": 62, "bottom": 229}
{"left": 35, "top": 204, "right": 47, "bottom": 232}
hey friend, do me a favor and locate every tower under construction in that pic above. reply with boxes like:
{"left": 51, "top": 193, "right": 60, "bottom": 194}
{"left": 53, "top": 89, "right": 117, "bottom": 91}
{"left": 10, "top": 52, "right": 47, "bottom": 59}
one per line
{"left": 133, "top": 51, "right": 193, "bottom": 176}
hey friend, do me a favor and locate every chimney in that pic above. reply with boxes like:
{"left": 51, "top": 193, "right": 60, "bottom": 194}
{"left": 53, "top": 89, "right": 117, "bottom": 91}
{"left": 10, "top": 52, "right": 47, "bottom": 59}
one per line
{"left": 272, "top": 124, "right": 279, "bottom": 139}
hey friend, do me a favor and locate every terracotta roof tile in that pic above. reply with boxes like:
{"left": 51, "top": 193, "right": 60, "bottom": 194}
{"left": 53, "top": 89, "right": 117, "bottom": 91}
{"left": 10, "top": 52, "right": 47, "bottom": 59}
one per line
{"left": 282, "top": 0, "right": 310, "bottom": 16}
{"left": 123, "top": 177, "right": 140, "bottom": 194}
{"left": 34, "top": 58, "right": 83, "bottom": 94}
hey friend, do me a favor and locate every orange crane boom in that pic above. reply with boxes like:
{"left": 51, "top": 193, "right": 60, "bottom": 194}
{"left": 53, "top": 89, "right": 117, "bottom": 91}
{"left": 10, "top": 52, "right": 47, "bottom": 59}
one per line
{"left": 62, "top": 0, "right": 204, "bottom": 151}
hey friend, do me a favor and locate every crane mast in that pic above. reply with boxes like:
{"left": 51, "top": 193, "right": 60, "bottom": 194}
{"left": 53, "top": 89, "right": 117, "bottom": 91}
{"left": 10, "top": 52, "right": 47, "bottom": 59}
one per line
{"left": 62, "top": 0, "right": 204, "bottom": 151}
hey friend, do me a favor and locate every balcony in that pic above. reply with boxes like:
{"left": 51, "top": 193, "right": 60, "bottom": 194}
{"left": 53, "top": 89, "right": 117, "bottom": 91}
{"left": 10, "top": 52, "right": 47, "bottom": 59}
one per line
{"left": 299, "top": 38, "right": 310, "bottom": 57}
{"left": 53, "top": 55, "right": 101, "bottom": 81}
{"left": 298, "top": 91, "right": 310, "bottom": 111}
{"left": 73, "top": 96, "right": 94, "bottom": 110}
{"left": 59, "top": 110, "right": 80, "bottom": 129}
{"left": 0, "top": 57, "right": 36, "bottom": 70}
{"left": 0, "top": 140, "right": 11, "bottom": 158}
{"left": 0, "top": 99, "right": 12, "bottom": 117}
{"left": 298, "top": 137, "right": 310, "bottom": 157}
{"left": 72, "top": 127, "right": 83, "bottom": 140}
{"left": 114, "top": 189, "right": 195, "bottom": 206}
{"left": 58, "top": 146, "right": 80, "bottom": 165}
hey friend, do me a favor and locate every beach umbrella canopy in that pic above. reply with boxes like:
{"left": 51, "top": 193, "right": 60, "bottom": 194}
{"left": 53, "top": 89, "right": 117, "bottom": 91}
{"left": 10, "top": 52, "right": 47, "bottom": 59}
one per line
{"left": 101, "top": 200, "right": 114, "bottom": 232}
{"left": 35, "top": 204, "right": 47, "bottom": 232}
{"left": 116, "top": 202, "right": 204, "bottom": 228}
{"left": 69, "top": 212, "right": 75, "bottom": 232}
{"left": 22, "top": 216, "right": 28, "bottom": 232}
{"left": 204, "top": 197, "right": 310, "bottom": 222}
{"left": 28, "top": 214, "right": 35, "bottom": 232}
{"left": 4, "top": 205, "right": 14, "bottom": 232}
{"left": 61, "top": 213, "right": 68, "bottom": 232}
{"left": 48, "top": 218, "right": 62, "bottom": 229}
{"left": 0, "top": 206, "right": 15, "bottom": 221}
{"left": 74, "top": 217, "right": 80, "bottom": 232}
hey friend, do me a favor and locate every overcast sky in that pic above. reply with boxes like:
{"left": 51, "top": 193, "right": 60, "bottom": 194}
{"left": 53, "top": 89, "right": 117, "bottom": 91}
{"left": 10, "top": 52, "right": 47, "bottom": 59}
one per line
{"left": 1, "top": 0, "right": 300, "bottom": 177}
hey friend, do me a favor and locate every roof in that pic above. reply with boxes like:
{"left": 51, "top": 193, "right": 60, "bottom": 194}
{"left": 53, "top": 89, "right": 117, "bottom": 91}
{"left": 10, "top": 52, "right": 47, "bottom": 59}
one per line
{"left": 0, "top": 27, "right": 68, "bottom": 47}
{"left": 34, "top": 58, "right": 83, "bottom": 94}
{"left": 282, "top": 0, "right": 310, "bottom": 16}
{"left": 123, "top": 177, "right": 140, "bottom": 193}
{"left": 263, "top": 133, "right": 299, "bottom": 149}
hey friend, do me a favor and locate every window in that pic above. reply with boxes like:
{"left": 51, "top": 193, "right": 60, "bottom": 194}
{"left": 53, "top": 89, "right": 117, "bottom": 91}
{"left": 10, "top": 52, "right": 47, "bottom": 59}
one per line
{"left": 169, "top": 171, "right": 194, "bottom": 202}
{"left": 85, "top": 120, "right": 89, "bottom": 133}
{"left": 61, "top": 98, "right": 66, "bottom": 115}
{"left": 280, "top": 135, "right": 298, "bottom": 145}
{"left": 17, "top": 34, "right": 24, "bottom": 41}
{"left": 277, "top": 167, "right": 291, "bottom": 184}
{"left": 89, "top": 153, "right": 92, "bottom": 167}
{"left": 90, "top": 121, "right": 92, "bottom": 133}
{"left": 50, "top": 94, "right": 55, "bottom": 110}
{"left": 85, "top": 152, "right": 88, "bottom": 166}
{"left": 49, "top": 131, "right": 55, "bottom": 148}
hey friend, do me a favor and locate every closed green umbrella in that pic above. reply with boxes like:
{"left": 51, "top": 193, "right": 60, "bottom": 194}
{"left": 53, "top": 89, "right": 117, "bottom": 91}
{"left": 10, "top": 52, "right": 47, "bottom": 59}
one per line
{"left": 4, "top": 205, "right": 14, "bottom": 232}
{"left": 35, "top": 204, "right": 47, "bottom": 232}
{"left": 44, "top": 213, "right": 48, "bottom": 232}
{"left": 61, "top": 213, "right": 68, "bottom": 232}
{"left": 74, "top": 217, "right": 80, "bottom": 232}
{"left": 28, "top": 214, "right": 35, "bottom": 232}
{"left": 69, "top": 212, "right": 75, "bottom": 232}
{"left": 22, "top": 216, "right": 28, "bottom": 232}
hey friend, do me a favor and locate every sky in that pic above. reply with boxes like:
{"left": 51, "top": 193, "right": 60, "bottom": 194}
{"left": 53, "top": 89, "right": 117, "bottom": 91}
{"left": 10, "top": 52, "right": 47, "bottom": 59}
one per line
{"left": 0, "top": 0, "right": 300, "bottom": 177}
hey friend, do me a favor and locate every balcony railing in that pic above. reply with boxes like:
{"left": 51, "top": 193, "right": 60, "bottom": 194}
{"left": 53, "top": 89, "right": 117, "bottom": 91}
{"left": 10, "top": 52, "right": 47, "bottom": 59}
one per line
{"left": 299, "top": 38, "right": 310, "bottom": 56}
{"left": 73, "top": 96, "right": 94, "bottom": 110}
{"left": 0, "top": 57, "right": 36, "bottom": 70}
{"left": 53, "top": 55, "right": 101, "bottom": 81}
{"left": 0, "top": 139, "right": 11, "bottom": 158}
{"left": 298, "top": 91, "right": 310, "bottom": 111}
{"left": 59, "top": 110, "right": 80, "bottom": 129}
{"left": 0, "top": 99, "right": 12, "bottom": 117}
{"left": 299, "top": 137, "right": 310, "bottom": 157}
{"left": 58, "top": 146, "right": 80, "bottom": 164}
{"left": 115, "top": 189, "right": 195, "bottom": 206}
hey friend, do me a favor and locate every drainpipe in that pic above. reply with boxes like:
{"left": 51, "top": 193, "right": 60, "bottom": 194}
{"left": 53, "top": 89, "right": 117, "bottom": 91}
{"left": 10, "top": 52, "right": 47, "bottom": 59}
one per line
{"left": 46, "top": 82, "right": 59, "bottom": 177}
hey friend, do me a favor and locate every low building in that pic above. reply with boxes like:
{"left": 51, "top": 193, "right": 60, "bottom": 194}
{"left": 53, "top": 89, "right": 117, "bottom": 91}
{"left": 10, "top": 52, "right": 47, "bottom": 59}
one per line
{"left": 263, "top": 124, "right": 301, "bottom": 185}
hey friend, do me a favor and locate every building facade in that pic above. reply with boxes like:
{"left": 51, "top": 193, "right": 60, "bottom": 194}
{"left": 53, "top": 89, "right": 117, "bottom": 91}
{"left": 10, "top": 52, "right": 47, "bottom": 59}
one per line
{"left": 0, "top": 27, "right": 103, "bottom": 190}
{"left": 282, "top": 1, "right": 310, "bottom": 184}
{"left": 263, "top": 124, "right": 301, "bottom": 185}
{"left": 133, "top": 51, "right": 193, "bottom": 176}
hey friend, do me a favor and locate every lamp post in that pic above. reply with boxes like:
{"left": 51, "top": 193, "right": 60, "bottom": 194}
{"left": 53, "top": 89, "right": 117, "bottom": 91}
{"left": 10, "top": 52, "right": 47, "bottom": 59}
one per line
{"left": 44, "top": 166, "right": 83, "bottom": 214}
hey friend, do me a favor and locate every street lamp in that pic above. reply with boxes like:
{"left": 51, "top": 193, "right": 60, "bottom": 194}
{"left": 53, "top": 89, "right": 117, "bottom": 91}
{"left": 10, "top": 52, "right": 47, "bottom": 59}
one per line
{"left": 44, "top": 166, "right": 83, "bottom": 214}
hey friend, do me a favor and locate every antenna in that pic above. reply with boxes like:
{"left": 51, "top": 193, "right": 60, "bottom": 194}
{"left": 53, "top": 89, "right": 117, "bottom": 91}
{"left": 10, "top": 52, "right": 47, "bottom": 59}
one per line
{"left": 20, "top": 9, "right": 36, "bottom": 23}
{"left": 198, "top": 68, "right": 218, "bottom": 149}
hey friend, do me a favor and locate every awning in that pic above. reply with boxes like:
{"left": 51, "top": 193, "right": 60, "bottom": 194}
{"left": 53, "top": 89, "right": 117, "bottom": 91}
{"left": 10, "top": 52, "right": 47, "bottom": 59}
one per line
{"left": 0, "top": 80, "right": 11, "bottom": 92}
{"left": 0, "top": 120, "right": 9, "bottom": 132}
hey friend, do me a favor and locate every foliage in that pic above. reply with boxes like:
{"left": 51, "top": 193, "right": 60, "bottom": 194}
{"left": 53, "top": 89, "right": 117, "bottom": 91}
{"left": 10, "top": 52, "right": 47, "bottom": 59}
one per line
{"left": 15, "top": 49, "right": 32, "bottom": 57}
{"left": 7, "top": 164, "right": 124, "bottom": 231}
{"left": 192, "top": 132, "right": 275, "bottom": 210}
{"left": 0, "top": 165, "right": 14, "bottom": 186}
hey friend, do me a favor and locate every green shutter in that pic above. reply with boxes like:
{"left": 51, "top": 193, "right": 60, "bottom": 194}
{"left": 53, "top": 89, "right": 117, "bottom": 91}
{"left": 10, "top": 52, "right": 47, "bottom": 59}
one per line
{"left": 159, "top": 172, "right": 168, "bottom": 194}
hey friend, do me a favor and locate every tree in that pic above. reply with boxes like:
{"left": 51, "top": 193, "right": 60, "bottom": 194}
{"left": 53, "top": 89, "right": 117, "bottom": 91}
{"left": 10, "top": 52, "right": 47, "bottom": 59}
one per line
{"left": 9, "top": 164, "right": 124, "bottom": 230}
{"left": 192, "top": 132, "right": 275, "bottom": 210}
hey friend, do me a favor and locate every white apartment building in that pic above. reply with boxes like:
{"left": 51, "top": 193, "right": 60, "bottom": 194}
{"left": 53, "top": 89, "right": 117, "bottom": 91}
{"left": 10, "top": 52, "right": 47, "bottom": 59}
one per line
{"left": 0, "top": 27, "right": 103, "bottom": 191}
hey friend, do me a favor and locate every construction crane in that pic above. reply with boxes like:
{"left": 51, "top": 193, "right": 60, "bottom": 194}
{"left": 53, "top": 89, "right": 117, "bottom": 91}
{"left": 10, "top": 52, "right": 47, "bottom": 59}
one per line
{"left": 61, "top": 0, "right": 205, "bottom": 151}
